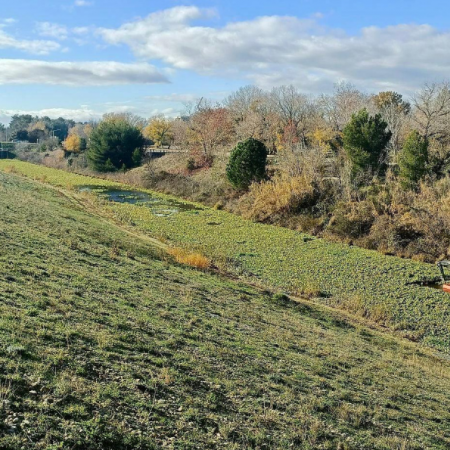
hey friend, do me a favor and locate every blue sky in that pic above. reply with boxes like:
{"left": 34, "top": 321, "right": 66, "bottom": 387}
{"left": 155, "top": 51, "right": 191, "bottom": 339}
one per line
{"left": 1, "top": 0, "right": 450, "bottom": 123}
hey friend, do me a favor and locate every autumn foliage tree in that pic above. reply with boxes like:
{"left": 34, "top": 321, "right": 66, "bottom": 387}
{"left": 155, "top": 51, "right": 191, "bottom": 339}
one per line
{"left": 187, "top": 102, "right": 234, "bottom": 158}
{"left": 63, "top": 134, "right": 82, "bottom": 153}
{"left": 144, "top": 117, "right": 174, "bottom": 148}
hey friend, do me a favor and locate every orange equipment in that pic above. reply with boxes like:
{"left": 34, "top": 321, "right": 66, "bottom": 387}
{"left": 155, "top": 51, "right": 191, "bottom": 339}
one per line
{"left": 437, "top": 261, "right": 450, "bottom": 292}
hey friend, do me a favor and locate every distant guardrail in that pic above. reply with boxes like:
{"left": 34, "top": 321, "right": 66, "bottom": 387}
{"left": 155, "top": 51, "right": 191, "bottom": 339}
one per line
{"left": 144, "top": 146, "right": 188, "bottom": 159}
{"left": 145, "top": 146, "right": 187, "bottom": 153}
{"left": 0, "top": 142, "right": 15, "bottom": 151}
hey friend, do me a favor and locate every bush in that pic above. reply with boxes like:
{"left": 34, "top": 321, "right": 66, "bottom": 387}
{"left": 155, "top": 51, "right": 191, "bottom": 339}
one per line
{"left": 241, "top": 175, "right": 317, "bottom": 223}
{"left": 186, "top": 157, "right": 196, "bottom": 171}
{"left": 87, "top": 120, "right": 144, "bottom": 172}
{"left": 328, "top": 201, "right": 377, "bottom": 239}
{"left": 226, "top": 138, "right": 267, "bottom": 189}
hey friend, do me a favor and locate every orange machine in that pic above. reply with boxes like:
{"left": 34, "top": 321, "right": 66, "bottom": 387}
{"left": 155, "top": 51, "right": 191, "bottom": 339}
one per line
{"left": 437, "top": 261, "right": 450, "bottom": 292}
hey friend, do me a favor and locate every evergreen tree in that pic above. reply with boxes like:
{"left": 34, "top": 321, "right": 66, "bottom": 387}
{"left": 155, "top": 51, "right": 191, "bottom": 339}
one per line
{"left": 87, "top": 120, "right": 144, "bottom": 172}
{"left": 398, "top": 131, "right": 429, "bottom": 189}
{"left": 343, "top": 109, "right": 392, "bottom": 178}
{"left": 226, "top": 138, "right": 267, "bottom": 189}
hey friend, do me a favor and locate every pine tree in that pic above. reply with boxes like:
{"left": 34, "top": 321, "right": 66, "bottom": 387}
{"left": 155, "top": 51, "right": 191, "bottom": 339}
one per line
{"left": 398, "top": 131, "right": 428, "bottom": 190}
{"left": 87, "top": 120, "right": 144, "bottom": 172}
{"left": 343, "top": 109, "right": 392, "bottom": 178}
{"left": 226, "top": 138, "right": 267, "bottom": 189}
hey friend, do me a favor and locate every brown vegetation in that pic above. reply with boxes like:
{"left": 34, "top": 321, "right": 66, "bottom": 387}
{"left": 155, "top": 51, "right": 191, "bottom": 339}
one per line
{"left": 11, "top": 81, "right": 450, "bottom": 262}
{"left": 167, "top": 247, "right": 211, "bottom": 270}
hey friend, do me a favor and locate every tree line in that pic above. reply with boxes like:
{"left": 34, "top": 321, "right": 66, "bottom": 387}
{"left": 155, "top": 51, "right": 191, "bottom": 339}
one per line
{"left": 51, "top": 82, "right": 450, "bottom": 186}
{"left": 0, "top": 115, "right": 79, "bottom": 145}
{"left": 8, "top": 81, "right": 450, "bottom": 261}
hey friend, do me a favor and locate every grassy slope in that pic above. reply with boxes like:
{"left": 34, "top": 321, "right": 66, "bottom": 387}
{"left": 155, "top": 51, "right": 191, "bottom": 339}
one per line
{"left": 1, "top": 161, "right": 450, "bottom": 352}
{"left": 1, "top": 171, "right": 450, "bottom": 449}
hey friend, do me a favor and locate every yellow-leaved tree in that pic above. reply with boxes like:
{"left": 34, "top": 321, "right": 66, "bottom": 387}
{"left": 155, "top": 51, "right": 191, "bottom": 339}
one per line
{"left": 143, "top": 117, "right": 174, "bottom": 148}
{"left": 63, "top": 134, "right": 81, "bottom": 153}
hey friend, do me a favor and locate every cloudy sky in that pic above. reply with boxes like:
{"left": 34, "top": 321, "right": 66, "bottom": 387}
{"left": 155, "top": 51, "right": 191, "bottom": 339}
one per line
{"left": 1, "top": 0, "right": 450, "bottom": 124}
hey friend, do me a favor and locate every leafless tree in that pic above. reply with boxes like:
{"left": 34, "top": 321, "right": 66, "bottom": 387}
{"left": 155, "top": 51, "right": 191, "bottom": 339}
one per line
{"left": 270, "top": 85, "right": 316, "bottom": 148}
{"left": 372, "top": 91, "right": 411, "bottom": 158}
{"left": 102, "top": 112, "right": 147, "bottom": 129}
{"left": 225, "top": 85, "right": 265, "bottom": 122}
{"left": 412, "top": 82, "right": 450, "bottom": 140}
{"left": 320, "top": 82, "right": 370, "bottom": 131}
{"left": 270, "top": 85, "right": 310, "bottom": 127}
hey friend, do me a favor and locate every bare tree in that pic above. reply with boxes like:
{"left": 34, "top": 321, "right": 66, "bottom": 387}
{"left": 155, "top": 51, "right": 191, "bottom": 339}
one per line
{"left": 270, "top": 85, "right": 315, "bottom": 148}
{"left": 270, "top": 85, "right": 311, "bottom": 126}
{"left": 171, "top": 118, "right": 189, "bottom": 149}
{"left": 102, "top": 112, "right": 146, "bottom": 130}
{"left": 320, "top": 82, "right": 370, "bottom": 132}
{"left": 225, "top": 85, "right": 265, "bottom": 122}
{"left": 372, "top": 91, "right": 411, "bottom": 158}
{"left": 412, "top": 82, "right": 450, "bottom": 140}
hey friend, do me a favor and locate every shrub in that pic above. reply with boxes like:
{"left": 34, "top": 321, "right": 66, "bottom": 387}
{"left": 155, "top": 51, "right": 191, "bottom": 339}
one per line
{"left": 241, "top": 174, "right": 316, "bottom": 223}
{"left": 226, "top": 138, "right": 267, "bottom": 189}
{"left": 87, "top": 120, "right": 144, "bottom": 172}
{"left": 343, "top": 109, "right": 392, "bottom": 178}
{"left": 328, "top": 201, "right": 377, "bottom": 239}
{"left": 186, "top": 157, "right": 196, "bottom": 171}
{"left": 168, "top": 247, "right": 210, "bottom": 270}
{"left": 398, "top": 131, "right": 429, "bottom": 190}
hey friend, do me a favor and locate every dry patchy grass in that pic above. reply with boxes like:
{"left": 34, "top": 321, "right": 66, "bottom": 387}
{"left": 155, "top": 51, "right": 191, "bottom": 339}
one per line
{"left": 168, "top": 247, "right": 211, "bottom": 270}
{"left": 1, "top": 172, "right": 450, "bottom": 449}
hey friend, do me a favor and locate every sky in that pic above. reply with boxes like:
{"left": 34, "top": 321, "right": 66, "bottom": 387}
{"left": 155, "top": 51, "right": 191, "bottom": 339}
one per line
{"left": 1, "top": 0, "right": 450, "bottom": 124}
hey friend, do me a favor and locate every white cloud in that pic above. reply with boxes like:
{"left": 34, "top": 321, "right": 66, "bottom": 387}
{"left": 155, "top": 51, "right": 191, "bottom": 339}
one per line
{"left": 74, "top": 0, "right": 93, "bottom": 6}
{"left": 36, "top": 22, "right": 69, "bottom": 40}
{"left": 99, "top": 6, "right": 450, "bottom": 93}
{"left": 0, "top": 59, "right": 169, "bottom": 86}
{"left": 0, "top": 107, "right": 100, "bottom": 124}
{"left": 0, "top": 104, "right": 180, "bottom": 125}
{"left": 0, "top": 28, "right": 61, "bottom": 54}
{"left": 145, "top": 93, "right": 198, "bottom": 103}
{"left": 72, "top": 26, "right": 90, "bottom": 35}
{"left": 71, "top": 26, "right": 93, "bottom": 45}
{"left": 148, "top": 107, "right": 178, "bottom": 117}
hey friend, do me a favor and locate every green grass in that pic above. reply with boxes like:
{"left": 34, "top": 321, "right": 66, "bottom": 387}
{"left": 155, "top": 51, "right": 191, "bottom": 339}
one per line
{"left": 2, "top": 160, "right": 450, "bottom": 352}
{"left": 1, "top": 166, "right": 450, "bottom": 449}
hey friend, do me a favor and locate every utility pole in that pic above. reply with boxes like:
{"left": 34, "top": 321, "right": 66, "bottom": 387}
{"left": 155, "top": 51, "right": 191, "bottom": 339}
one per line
{"left": 51, "top": 129, "right": 61, "bottom": 140}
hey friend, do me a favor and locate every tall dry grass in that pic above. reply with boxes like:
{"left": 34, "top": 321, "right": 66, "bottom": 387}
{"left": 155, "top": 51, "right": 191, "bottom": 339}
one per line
{"left": 167, "top": 247, "right": 210, "bottom": 270}
{"left": 240, "top": 174, "right": 316, "bottom": 223}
